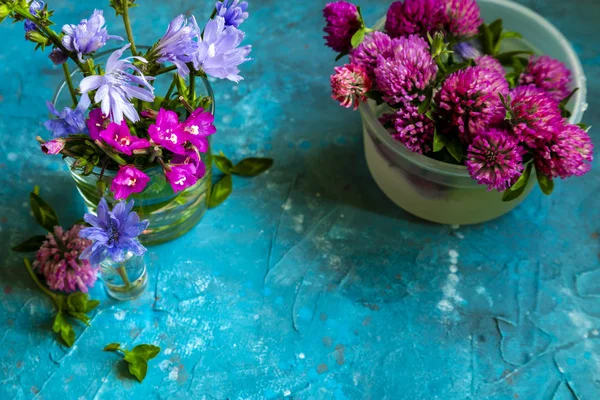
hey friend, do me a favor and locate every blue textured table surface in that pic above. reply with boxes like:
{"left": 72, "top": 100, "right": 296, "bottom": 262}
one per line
{"left": 1, "top": 1, "right": 599, "bottom": 399}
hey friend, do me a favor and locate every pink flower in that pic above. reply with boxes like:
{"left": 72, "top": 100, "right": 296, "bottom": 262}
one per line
{"left": 349, "top": 31, "right": 394, "bottom": 79}
{"left": 330, "top": 63, "right": 372, "bottom": 110}
{"left": 41, "top": 139, "right": 65, "bottom": 155}
{"left": 323, "top": 1, "right": 362, "bottom": 53}
{"left": 444, "top": 0, "right": 482, "bottom": 38}
{"left": 165, "top": 163, "right": 198, "bottom": 192}
{"left": 148, "top": 108, "right": 188, "bottom": 154}
{"left": 375, "top": 35, "right": 437, "bottom": 105}
{"left": 385, "top": 0, "right": 446, "bottom": 38}
{"left": 519, "top": 55, "right": 572, "bottom": 101}
{"left": 466, "top": 129, "right": 525, "bottom": 191}
{"left": 100, "top": 121, "right": 151, "bottom": 155}
{"left": 33, "top": 225, "right": 98, "bottom": 293}
{"left": 381, "top": 103, "right": 434, "bottom": 154}
{"left": 110, "top": 165, "right": 150, "bottom": 200}
{"left": 475, "top": 55, "right": 505, "bottom": 76}
{"left": 509, "top": 85, "right": 563, "bottom": 146}
{"left": 172, "top": 148, "right": 207, "bottom": 179}
{"left": 435, "top": 66, "right": 509, "bottom": 144}
{"left": 183, "top": 108, "right": 216, "bottom": 152}
{"left": 534, "top": 123, "right": 594, "bottom": 179}
{"left": 86, "top": 108, "right": 110, "bottom": 140}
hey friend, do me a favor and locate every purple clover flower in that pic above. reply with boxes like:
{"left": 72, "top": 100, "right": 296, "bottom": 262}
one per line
{"left": 435, "top": 66, "right": 509, "bottom": 144}
{"left": 24, "top": 1, "right": 44, "bottom": 32}
{"left": 475, "top": 55, "right": 505, "bottom": 76}
{"left": 148, "top": 108, "right": 188, "bottom": 155}
{"left": 349, "top": 31, "right": 394, "bottom": 79}
{"left": 381, "top": 104, "right": 435, "bottom": 154}
{"left": 41, "top": 139, "right": 65, "bottom": 155}
{"left": 99, "top": 121, "right": 151, "bottom": 156}
{"left": 534, "top": 124, "right": 594, "bottom": 179}
{"left": 520, "top": 55, "right": 572, "bottom": 101}
{"left": 509, "top": 85, "right": 563, "bottom": 146}
{"left": 79, "top": 44, "right": 155, "bottom": 124}
{"left": 323, "top": 1, "right": 361, "bottom": 53}
{"left": 172, "top": 148, "right": 207, "bottom": 180}
{"left": 193, "top": 16, "right": 252, "bottom": 82}
{"left": 466, "top": 129, "right": 525, "bottom": 191}
{"left": 183, "top": 108, "right": 217, "bottom": 151}
{"left": 110, "top": 165, "right": 151, "bottom": 200}
{"left": 165, "top": 164, "right": 198, "bottom": 192}
{"left": 44, "top": 94, "right": 91, "bottom": 138}
{"left": 385, "top": 0, "right": 446, "bottom": 38}
{"left": 155, "top": 15, "right": 200, "bottom": 78}
{"left": 216, "top": 0, "right": 249, "bottom": 28}
{"left": 444, "top": 0, "right": 482, "bottom": 39}
{"left": 330, "top": 63, "right": 372, "bottom": 110}
{"left": 62, "top": 10, "right": 123, "bottom": 62}
{"left": 34, "top": 225, "right": 98, "bottom": 293}
{"left": 80, "top": 198, "right": 149, "bottom": 265}
{"left": 374, "top": 35, "right": 437, "bottom": 105}
{"left": 86, "top": 108, "right": 110, "bottom": 140}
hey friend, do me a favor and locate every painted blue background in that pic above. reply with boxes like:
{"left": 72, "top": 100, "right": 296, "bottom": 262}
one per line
{"left": 1, "top": 0, "right": 599, "bottom": 398}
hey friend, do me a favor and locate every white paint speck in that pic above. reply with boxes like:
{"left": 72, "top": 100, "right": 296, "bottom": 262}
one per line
{"left": 283, "top": 390, "right": 291, "bottom": 397}
{"left": 282, "top": 199, "right": 292, "bottom": 211}
{"left": 159, "top": 360, "right": 171, "bottom": 371}
{"left": 298, "top": 353, "right": 305, "bottom": 359}
{"left": 7, "top": 153, "right": 17, "bottom": 161}
{"left": 168, "top": 367, "right": 179, "bottom": 381}
{"left": 254, "top": 314, "right": 260, "bottom": 320}
{"left": 114, "top": 310, "right": 126, "bottom": 321}
{"left": 163, "top": 348, "right": 173, "bottom": 356}
{"left": 221, "top": 114, "right": 233, "bottom": 124}
{"left": 456, "top": 232, "right": 465, "bottom": 239}
{"left": 449, "top": 265, "right": 458, "bottom": 273}
{"left": 451, "top": 224, "right": 460, "bottom": 230}
{"left": 591, "top": 329, "right": 599, "bottom": 336}
{"left": 437, "top": 299, "right": 454, "bottom": 312}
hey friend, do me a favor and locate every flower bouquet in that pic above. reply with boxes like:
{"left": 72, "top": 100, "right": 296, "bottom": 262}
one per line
{"left": 323, "top": 0, "right": 592, "bottom": 224}
{"left": 0, "top": 0, "right": 268, "bottom": 244}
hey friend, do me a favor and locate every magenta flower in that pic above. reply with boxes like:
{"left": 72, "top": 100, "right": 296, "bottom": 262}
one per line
{"left": 466, "top": 129, "right": 525, "bottom": 191}
{"left": 165, "top": 164, "right": 198, "bottom": 192}
{"left": 172, "top": 148, "right": 207, "bottom": 180}
{"left": 148, "top": 108, "right": 188, "bottom": 155}
{"left": 435, "top": 66, "right": 509, "bottom": 144}
{"left": 381, "top": 103, "right": 434, "bottom": 154}
{"left": 444, "top": 0, "right": 482, "bottom": 38}
{"left": 33, "top": 225, "right": 98, "bottom": 293}
{"left": 534, "top": 124, "right": 594, "bottom": 179}
{"left": 330, "top": 63, "right": 373, "bottom": 110}
{"left": 183, "top": 108, "right": 217, "bottom": 151}
{"left": 41, "top": 139, "right": 65, "bottom": 155}
{"left": 86, "top": 108, "right": 110, "bottom": 141}
{"left": 509, "top": 85, "right": 563, "bottom": 146}
{"left": 476, "top": 55, "right": 505, "bottom": 76}
{"left": 100, "top": 121, "right": 151, "bottom": 156}
{"left": 323, "top": 1, "right": 362, "bottom": 53}
{"left": 519, "top": 55, "right": 572, "bottom": 101}
{"left": 110, "top": 165, "right": 150, "bottom": 200}
{"left": 349, "top": 31, "right": 394, "bottom": 79}
{"left": 385, "top": 0, "right": 446, "bottom": 38}
{"left": 375, "top": 35, "right": 437, "bottom": 105}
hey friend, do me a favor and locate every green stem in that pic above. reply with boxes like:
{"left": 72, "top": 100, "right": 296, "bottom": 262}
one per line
{"left": 62, "top": 63, "right": 78, "bottom": 107}
{"left": 160, "top": 76, "right": 177, "bottom": 107}
{"left": 23, "top": 258, "right": 57, "bottom": 302}
{"left": 121, "top": 3, "right": 138, "bottom": 56}
{"left": 155, "top": 65, "right": 177, "bottom": 76}
{"left": 116, "top": 265, "right": 132, "bottom": 289}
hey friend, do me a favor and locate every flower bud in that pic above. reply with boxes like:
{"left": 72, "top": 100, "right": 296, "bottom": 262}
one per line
{"left": 41, "top": 139, "right": 65, "bottom": 155}
{"left": 25, "top": 30, "right": 49, "bottom": 45}
{"left": 49, "top": 48, "right": 68, "bottom": 65}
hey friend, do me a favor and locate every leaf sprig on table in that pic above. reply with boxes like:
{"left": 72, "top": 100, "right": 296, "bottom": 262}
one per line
{"left": 104, "top": 343, "right": 161, "bottom": 382}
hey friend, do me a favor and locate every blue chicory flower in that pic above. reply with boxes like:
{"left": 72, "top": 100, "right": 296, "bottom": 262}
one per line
{"left": 24, "top": 1, "right": 44, "bottom": 32}
{"left": 155, "top": 15, "right": 200, "bottom": 78}
{"left": 44, "top": 94, "right": 91, "bottom": 138}
{"left": 62, "top": 9, "right": 123, "bottom": 62}
{"left": 193, "top": 16, "right": 252, "bottom": 82}
{"left": 215, "top": 0, "right": 249, "bottom": 28}
{"left": 79, "top": 44, "right": 155, "bottom": 124}
{"left": 79, "top": 198, "right": 149, "bottom": 265}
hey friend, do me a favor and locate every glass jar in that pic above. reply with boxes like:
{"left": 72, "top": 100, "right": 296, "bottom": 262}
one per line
{"left": 99, "top": 253, "right": 148, "bottom": 301}
{"left": 53, "top": 46, "right": 215, "bottom": 245}
{"left": 359, "top": 1, "right": 586, "bottom": 225}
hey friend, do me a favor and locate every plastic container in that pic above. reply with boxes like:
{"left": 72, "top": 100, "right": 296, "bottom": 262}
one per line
{"left": 360, "top": 0, "right": 587, "bottom": 225}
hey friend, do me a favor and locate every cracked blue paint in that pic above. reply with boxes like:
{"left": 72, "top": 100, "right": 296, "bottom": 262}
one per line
{"left": 0, "top": 0, "right": 599, "bottom": 399}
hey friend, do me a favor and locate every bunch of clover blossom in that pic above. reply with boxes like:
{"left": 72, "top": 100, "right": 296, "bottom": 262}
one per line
{"left": 1, "top": 0, "right": 251, "bottom": 200}
{"left": 322, "top": 0, "right": 593, "bottom": 200}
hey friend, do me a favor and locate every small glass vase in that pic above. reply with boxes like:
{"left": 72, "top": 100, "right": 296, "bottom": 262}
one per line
{"left": 99, "top": 253, "right": 148, "bottom": 301}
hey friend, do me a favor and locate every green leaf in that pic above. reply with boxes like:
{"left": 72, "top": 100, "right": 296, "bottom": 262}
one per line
{"left": 433, "top": 129, "right": 446, "bottom": 152}
{"left": 209, "top": 174, "right": 233, "bottom": 209}
{"left": 213, "top": 155, "right": 233, "bottom": 174}
{"left": 12, "top": 235, "right": 47, "bottom": 252}
{"left": 67, "top": 292, "right": 87, "bottom": 312}
{"left": 350, "top": 28, "right": 366, "bottom": 49}
{"left": 30, "top": 192, "right": 59, "bottom": 232}
{"left": 446, "top": 136, "right": 465, "bottom": 163}
{"left": 104, "top": 343, "right": 121, "bottom": 352}
{"left": 417, "top": 87, "right": 433, "bottom": 114}
{"left": 53, "top": 312, "right": 75, "bottom": 347}
{"left": 334, "top": 51, "right": 348, "bottom": 62}
{"left": 536, "top": 168, "right": 554, "bottom": 195}
{"left": 232, "top": 158, "right": 274, "bottom": 177}
{"left": 85, "top": 300, "right": 100, "bottom": 312}
{"left": 502, "top": 163, "right": 533, "bottom": 202}
{"left": 0, "top": 5, "right": 10, "bottom": 23}
{"left": 559, "top": 88, "right": 578, "bottom": 118}
{"left": 444, "top": 61, "right": 473, "bottom": 76}
{"left": 500, "top": 31, "right": 523, "bottom": 40}
{"left": 68, "top": 312, "right": 91, "bottom": 326}
{"left": 496, "top": 51, "right": 534, "bottom": 66}
{"left": 127, "top": 357, "right": 148, "bottom": 382}
{"left": 364, "top": 90, "right": 384, "bottom": 103}
{"left": 479, "top": 22, "right": 494, "bottom": 55}
{"left": 130, "top": 344, "right": 161, "bottom": 361}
